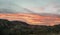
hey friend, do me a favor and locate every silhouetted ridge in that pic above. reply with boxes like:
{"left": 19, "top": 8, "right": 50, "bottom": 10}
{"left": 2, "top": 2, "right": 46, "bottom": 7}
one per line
{"left": 0, "top": 19, "right": 11, "bottom": 28}
{"left": 11, "top": 21, "right": 29, "bottom": 26}
{"left": 0, "top": 19, "right": 60, "bottom": 35}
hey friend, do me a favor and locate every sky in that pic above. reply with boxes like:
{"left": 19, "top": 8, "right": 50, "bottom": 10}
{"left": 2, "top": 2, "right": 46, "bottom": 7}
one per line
{"left": 0, "top": 0, "right": 60, "bottom": 14}
{"left": 0, "top": 0, "right": 60, "bottom": 25}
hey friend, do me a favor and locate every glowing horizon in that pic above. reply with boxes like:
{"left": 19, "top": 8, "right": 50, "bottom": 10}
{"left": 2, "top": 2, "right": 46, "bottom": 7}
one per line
{"left": 0, "top": 0, "right": 60, "bottom": 26}
{"left": 0, "top": 13, "right": 60, "bottom": 26}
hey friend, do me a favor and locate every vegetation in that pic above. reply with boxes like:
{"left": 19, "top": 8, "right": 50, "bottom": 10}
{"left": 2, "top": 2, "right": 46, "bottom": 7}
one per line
{"left": 0, "top": 19, "right": 60, "bottom": 35}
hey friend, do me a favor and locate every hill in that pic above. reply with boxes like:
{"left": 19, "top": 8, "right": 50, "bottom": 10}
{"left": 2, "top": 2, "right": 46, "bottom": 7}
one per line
{"left": 0, "top": 19, "right": 60, "bottom": 35}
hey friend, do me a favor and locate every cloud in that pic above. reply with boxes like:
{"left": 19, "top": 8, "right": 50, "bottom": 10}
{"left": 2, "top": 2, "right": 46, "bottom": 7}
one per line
{"left": 0, "top": 0, "right": 33, "bottom": 13}
{"left": 43, "top": 3, "right": 60, "bottom": 14}
{"left": 0, "top": 0, "right": 60, "bottom": 15}
{"left": 26, "top": 2, "right": 60, "bottom": 15}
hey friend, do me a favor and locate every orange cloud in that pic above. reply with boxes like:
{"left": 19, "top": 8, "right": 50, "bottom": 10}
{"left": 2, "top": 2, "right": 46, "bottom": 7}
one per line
{"left": 0, "top": 13, "right": 60, "bottom": 26}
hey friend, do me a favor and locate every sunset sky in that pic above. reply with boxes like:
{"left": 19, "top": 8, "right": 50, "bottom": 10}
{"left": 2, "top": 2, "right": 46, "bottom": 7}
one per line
{"left": 0, "top": 0, "right": 60, "bottom": 14}
{"left": 0, "top": 13, "right": 60, "bottom": 26}
{"left": 0, "top": 0, "right": 60, "bottom": 26}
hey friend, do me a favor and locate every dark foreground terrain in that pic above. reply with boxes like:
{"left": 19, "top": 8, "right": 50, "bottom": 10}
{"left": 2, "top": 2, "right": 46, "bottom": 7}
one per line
{"left": 0, "top": 19, "right": 60, "bottom": 35}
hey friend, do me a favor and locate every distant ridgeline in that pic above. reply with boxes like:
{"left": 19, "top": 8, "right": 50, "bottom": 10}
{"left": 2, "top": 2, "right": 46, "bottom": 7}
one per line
{"left": 0, "top": 19, "right": 60, "bottom": 35}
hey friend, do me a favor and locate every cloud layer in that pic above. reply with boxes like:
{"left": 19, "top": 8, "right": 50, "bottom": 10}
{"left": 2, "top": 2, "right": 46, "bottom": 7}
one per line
{"left": 0, "top": 0, "right": 60, "bottom": 15}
